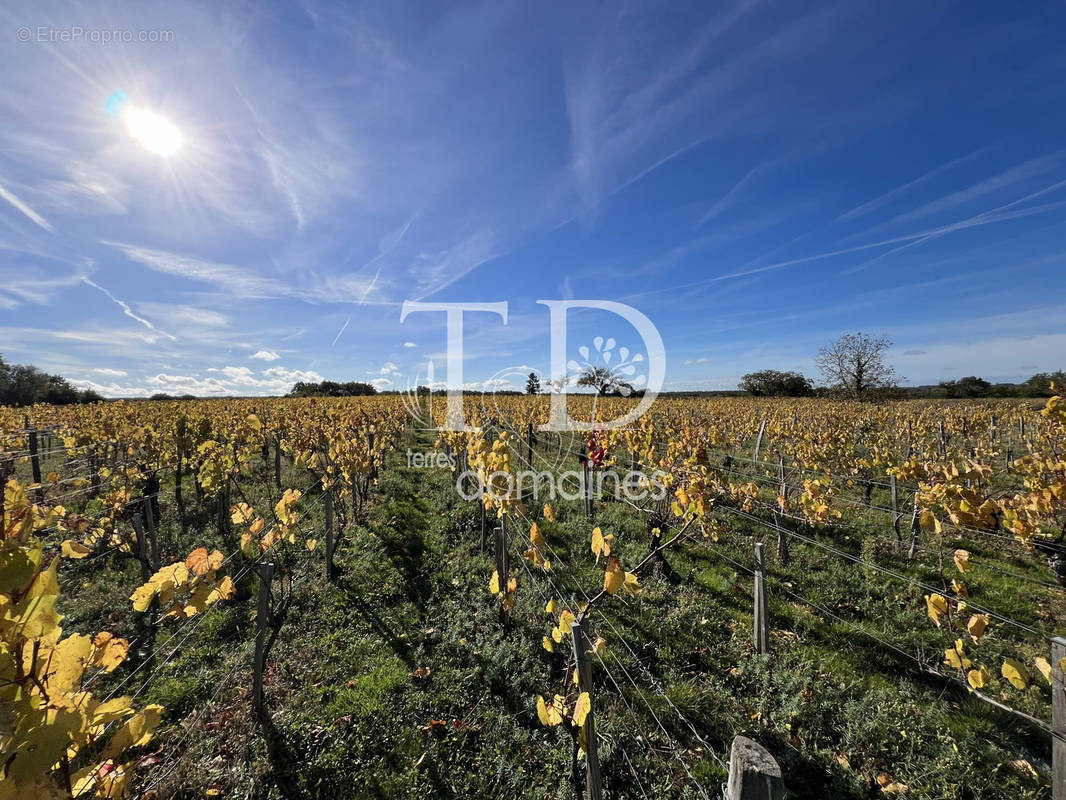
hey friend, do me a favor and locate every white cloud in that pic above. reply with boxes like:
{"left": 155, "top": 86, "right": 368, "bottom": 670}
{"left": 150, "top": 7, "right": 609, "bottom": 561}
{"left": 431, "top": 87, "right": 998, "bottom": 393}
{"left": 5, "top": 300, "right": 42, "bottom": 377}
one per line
{"left": 81, "top": 278, "right": 177, "bottom": 341}
{"left": 250, "top": 350, "right": 281, "bottom": 361}
{"left": 403, "top": 341, "right": 417, "bottom": 348}
{"left": 0, "top": 180, "right": 53, "bottom": 231}
{"left": 376, "top": 362, "right": 401, "bottom": 375}
{"left": 93, "top": 368, "right": 127, "bottom": 377}
{"left": 331, "top": 318, "right": 350, "bottom": 346}
{"left": 371, "top": 377, "right": 395, "bottom": 389}
{"left": 104, "top": 241, "right": 383, "bottom": 305}
{"left": 263, "top": 366, "right": 323, "bottom": 383}
{"left": 683, "top": 357, "right": 710, "bottom": 365}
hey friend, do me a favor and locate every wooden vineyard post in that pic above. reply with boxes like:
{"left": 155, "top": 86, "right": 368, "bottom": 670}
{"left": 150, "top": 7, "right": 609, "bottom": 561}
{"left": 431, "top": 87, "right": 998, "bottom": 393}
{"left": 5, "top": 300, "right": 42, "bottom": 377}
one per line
{"left": 274, "top": 433, "right": 282, "bottom": 489}
{"left": 89, "top": 448, "right": 100, "bottom": 498}
{"left": 571, "top": 616, "right": 603, "bottom": 800}
{"left": 890, "top": 475, "right": 901, "bottom": 550}
{"left": 253, "top": 561, "right": 276, "bottom": 719}
{"left": 526, "top": 422, "right": 534, "bottom": 466}
{"left": 132, "top": 513, "right": 152, "bottom": 583}
{"left": 727, "top": 736, "right": 785, "bottom": 799}
{"left": 175, "top": 426, "right": 186, "bottom": 534}
{"left": 753, "top": 543, "right": 769, "bottom": 654}
{"left": 908, "top": 498, "right": 920, "bottom": 560}
{"left": 583, "top": 462, "right": 594, "bottom": 519}
{"left": 494, "top": 519, "right": 509, "bottom": 626}
{"left": 324, "top": 485, "right": 335, "bottom": 581}
{"left": 26, "top": 416, "right": 43, "bottom": 503}
{"left": 774, "top": 515, "right": 789, "bottom": 566}
{"left": 142, "top": 497, "right": 159, "bottom": 571}
{"left": 368, "top": 431, "right": 377, "bottom": 480}
{"left": 753, "top": 419, "right": 767, "bottom": 464}
{"left": 479, "top": 491, "right": 487, "bottom": 553}
{"left": 1053, "top": 636, "right": 1065, "bottom": 800}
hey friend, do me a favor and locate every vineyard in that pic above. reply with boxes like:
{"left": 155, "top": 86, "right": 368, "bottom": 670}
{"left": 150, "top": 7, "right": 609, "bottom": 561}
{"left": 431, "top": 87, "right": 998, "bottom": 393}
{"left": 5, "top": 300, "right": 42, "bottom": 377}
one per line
{"left": 2, "top": 392, "right": 1065, "bottom": 799}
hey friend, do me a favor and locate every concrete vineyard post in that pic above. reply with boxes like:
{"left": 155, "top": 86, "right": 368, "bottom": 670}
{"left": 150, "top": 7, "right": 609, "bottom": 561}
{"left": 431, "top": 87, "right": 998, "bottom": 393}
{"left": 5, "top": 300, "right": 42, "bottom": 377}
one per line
{"left": 571, "top": 616, "right": 603, "bottom": 800}
{"left": 754, "top": 543, "right": 769, "bottom": 654}
{"left": 753, "top": 419, "right": 767, "bottom": 463}
{"left": 1053, "top": 636, "right": 1065, "bottom": 800}
{"left": 253, "top": 561, "right": 276, "bottom": 719}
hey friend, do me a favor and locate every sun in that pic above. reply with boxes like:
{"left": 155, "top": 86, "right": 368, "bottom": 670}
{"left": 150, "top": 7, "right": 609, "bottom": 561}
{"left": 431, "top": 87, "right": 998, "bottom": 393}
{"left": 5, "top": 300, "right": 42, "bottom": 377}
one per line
{"left": 123, "top": 106, "right": 182, "bottom": 157}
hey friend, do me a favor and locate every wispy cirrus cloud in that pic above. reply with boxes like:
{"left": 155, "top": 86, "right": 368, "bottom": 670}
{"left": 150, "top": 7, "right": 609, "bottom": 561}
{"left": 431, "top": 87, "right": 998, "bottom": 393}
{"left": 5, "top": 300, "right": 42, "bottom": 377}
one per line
{"left": 81, "top": 277, "right": 177, "bottom": 341}
{"left": 0, "top": 180, "right": 53, "bottom": 231}
{"left": 103, "top": 241, "right": 385, "bottom": 305}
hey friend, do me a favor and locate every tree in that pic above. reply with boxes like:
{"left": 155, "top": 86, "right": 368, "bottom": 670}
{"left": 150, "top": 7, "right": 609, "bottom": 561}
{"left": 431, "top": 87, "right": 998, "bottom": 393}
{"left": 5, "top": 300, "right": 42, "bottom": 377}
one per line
{"left": 0, "top": 354, "right": 10, "bottom": 403}
{"left": 576, "top": 366, "right": 633, "bottom": 396}
{"left": 814, "top": 333, "right": 898, "bottom": 397}
{"left": 525, "top": 372, "right": 541, "bottom": 395}
{"left": 7, "top": 364, "right": 50, "bottom": 406}
{"left": 287, "top": 380, "right": 378, "bottom": 398}
{"left": 1017, "top": 371, "right": 1066, "bottom": 397}
{"left": 738, "top": 370, "right": 814, "bottom": 397}
{"left": 938, "top": 376, "right": 991, "bottom": 398}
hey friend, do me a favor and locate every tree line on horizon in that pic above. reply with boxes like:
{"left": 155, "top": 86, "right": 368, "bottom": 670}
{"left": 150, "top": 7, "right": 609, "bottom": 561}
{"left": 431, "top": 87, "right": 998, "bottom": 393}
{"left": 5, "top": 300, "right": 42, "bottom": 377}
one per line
{"left": 0, "top": 354, "right": 103, "bottom": 407}
{"left": 736, "top": 332, "right": 1063, "bottom": 399}
{"left": 1, "top": 333, "right": 1061, "bottom": 405}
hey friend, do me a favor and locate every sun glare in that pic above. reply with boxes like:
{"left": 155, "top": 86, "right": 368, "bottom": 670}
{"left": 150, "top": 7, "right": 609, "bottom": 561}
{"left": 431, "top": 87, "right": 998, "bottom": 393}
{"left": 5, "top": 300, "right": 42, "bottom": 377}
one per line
{"left": 123, "top": 106, "right": 182, "bottom": 157}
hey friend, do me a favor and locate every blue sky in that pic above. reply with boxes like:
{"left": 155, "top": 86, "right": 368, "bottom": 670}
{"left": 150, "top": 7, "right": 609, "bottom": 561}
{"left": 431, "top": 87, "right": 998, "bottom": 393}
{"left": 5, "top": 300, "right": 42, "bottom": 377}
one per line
{"left": 1, "top": 0, "right": 1065, "bottom": 396}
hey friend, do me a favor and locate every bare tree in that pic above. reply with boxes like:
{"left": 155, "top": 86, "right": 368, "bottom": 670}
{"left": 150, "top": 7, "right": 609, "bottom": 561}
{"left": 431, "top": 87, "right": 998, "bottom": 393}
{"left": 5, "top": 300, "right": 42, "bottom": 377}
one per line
{"left": 577, "top": 366, "right": 633, "bottom": 396}
{"left": 815, "top": 332, "right": 898, "bottom": 396}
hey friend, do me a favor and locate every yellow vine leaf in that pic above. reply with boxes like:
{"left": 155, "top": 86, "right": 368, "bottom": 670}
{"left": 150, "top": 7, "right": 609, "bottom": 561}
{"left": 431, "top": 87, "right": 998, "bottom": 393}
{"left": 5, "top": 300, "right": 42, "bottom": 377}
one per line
{"left": 953, "top": 549, "right": 971, "bottom": 573}
{"left": 1034, "top": 657, "right": 1052, "bottom": 684}
{"left": 572, "top": 691, "right": 591, "bottom": 728}
{"left": 230, "top": 503, "right": 255, "bottom": 525}
{"left": 925, "top": 593, "right": 947, "bottom": 628}
{"left": 603, "top": 557, "right": 624, "bottom": 595}
{"left": 530, "top": 523, "right": 546, "bottom": 548}
{"left": 944, "top": 640, "right": 971, "bottom": 670}
{"left": 967, "top": 665, "right": 989, "bottom": 689}
{"left": 545, "top": 598, "right": 557, "bottom": 615}
{"left": 543, "top": 503, "right": 555, "bottom": 523}
{"left": 1001, "top": 658, "right": 1029, "bottom": 690}
{"left": 61, "top": 540, "right": 92, "bottom": 559}
{"left": 488, "top": 570, "right": 500, "bottom": 595}
{"left": 966, "top": 614, "right": 989, "bottom": 643}
{"left": 103, "top": 704, "right": 164, "bottom": 759}
{"left": 591, "top": 527, "right": 613, "bottom": 562}
{"left": 536, "top": 695, "right": 564, "bottom": 727}
{"left": 185, "top": 548, "right": 223, "bottom": 577}
{"left": 542, "top": 636, "right": 554, "bottom": 653}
